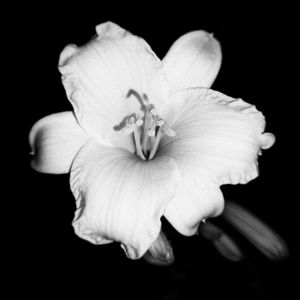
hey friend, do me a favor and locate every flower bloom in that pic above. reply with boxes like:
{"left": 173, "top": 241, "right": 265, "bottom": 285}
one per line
{"left": 29, "top": 22, "right": 275, "bottom": 260}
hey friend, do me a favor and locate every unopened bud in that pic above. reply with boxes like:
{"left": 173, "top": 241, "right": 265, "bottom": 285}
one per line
{"left": 199, "top": 222, "right": 244, "bottom": 262}
{"left": 143, "top": 231, "right": 174, "bottom": 266}
{"left": 223, "top": 202, "right": 289, "bottom": 260}
{"left": 213, "top": 234, "right": 244, "bottom": 262}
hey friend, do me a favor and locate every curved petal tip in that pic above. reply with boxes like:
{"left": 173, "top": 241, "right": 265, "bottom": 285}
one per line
{"left": 58, "top": 44, "right": 78, "bottom": 68}
{"left": 162, "top": 30, "right": 222, "bottom": 91}
{"left": 261, "top": 132, "right": 276, "bottom": 149}
{"left": 95, "top": 21, "right": 126, "bottom": 38}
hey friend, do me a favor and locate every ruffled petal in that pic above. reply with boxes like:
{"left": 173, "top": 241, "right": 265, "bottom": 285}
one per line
{"left": 70, "top": 140, "right": 179, "bottom": 259}
{"left": 161, "top": 88, "right": 275, "bottom": 235}
{"left": 162, "top": 30, "right": 222, "bottom": 93}
{"left": 29, "top": 112, "right": 90, "bottom": 174}
{"left": 59, "top": 22, "right": 168, "bottom": 151}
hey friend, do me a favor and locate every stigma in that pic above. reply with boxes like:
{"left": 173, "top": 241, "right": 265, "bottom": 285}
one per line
{"left": 113, "top": 89, "right": 175, "bottom": 160}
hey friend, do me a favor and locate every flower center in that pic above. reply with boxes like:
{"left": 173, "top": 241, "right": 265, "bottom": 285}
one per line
{"left": 113, "top": 89, "right": 176, "bottom": 160}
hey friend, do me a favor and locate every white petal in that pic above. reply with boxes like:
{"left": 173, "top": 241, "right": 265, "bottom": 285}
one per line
{"left": 162, "top": 31, "right": 222, "bottom": 93}
{"left": 70, "top": 140, "right": 179, "bottom": 259}
{"left": 162, "top": 88, "right": 273, "bottom": 185}
{"left": 29, "top": 112, "right": 90, "bottom": 174}
{"left": 164, "top": 180, "right": 224, "bottom": 236}
{"left": 162, "top": 88, "right": 274, "bottom": 235}
{"left": 223, "top": 202, "right": 289, "bottom": 260}
{"left": 59, "top": 21, "right": 168, "bottom": 151}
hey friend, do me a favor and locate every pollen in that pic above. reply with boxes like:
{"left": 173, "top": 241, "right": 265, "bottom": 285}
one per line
{"left": 113, "top": 89, "right": 176, "bottom": 160}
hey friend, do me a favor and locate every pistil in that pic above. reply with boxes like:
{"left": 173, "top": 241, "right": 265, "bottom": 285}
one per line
{"left": 142, "top": 104, "right": 154, "bottom": 155}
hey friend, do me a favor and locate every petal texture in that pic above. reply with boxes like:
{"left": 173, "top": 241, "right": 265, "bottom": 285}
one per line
{"left": 29, "top": 112, "right": 90, "bottom": 174}
{"left": 161, "top": 88, "right": 275, "bottom": 235}
{"left": 70, "top": 140, "right": 179, "bottom": 259}
{"left": 164, "top": 180, "right": 224, "bottom": 236}
{"left": 59, "top": 22, "right": 168, "bottom": 152}
{"left": 162, "top": 31, "right": 222, "bottom": 93}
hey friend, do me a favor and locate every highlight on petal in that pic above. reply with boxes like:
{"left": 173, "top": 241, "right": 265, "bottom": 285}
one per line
{"left": 162, "top": 30, "right": 222, "bottom": 93}
{"left": 223, "top": 202, "right": 289, "bottom": 260}
{"left": 143, "top": 230, "right": 174, "bottom": 266}
{"left": 70, "top": 140, "right": 179, "bottom": 259}
{"left": 29, "top": 112, "right": 90, "bottom": 174}
{"left": 162, "top": 88, "right": 274, "bottom": 186}
{"left": 58, "top": 21, "right": 168, "bottom": 151}
{"left": 198, "top": 222, "right": 244, "bottom": 262}
{"left": 164, "top": 180, "right": 224, "bottom": 236}
{"left": 161, "top": 88, "right": 274, "bottom": 235}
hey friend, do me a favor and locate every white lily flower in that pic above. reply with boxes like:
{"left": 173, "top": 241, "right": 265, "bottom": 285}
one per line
{"left": 29, "top": 22, "right": 275, "bottom": 260}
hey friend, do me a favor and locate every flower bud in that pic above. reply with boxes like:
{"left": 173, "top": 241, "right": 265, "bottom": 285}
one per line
{"left": 143, "top": 231, "right": 174, "bottom": 266}
{"left": 223, "top": 202, "right": 289, "bottom": 260}
{"left": 199, "top": 222, "right": 244, "bottom": 262}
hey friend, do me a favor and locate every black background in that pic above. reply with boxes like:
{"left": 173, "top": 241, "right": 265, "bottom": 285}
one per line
{"left": 4, "top": 7, "right": 298, "bottom": 299}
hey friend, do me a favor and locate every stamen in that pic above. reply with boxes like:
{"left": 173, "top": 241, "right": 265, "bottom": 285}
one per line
{"left": 113, "top": 114, "right": 142, "bottom": 135}
{"left": 146, "top": 128, "right": 155, "bottom": 137}
{"left": 148, "top": 128, "right": 163, "bottom": 160}
{"left": 133, "top": 126, "right": 146, "bottom": 160}
{"left": 162, "top": 125, "right": 176, "bottom": 137}
{"left": 114, "top": 89, "right": 176, "bottom": 160}
{"left": 155, "top": 119, "right": 165, "bottom": 127}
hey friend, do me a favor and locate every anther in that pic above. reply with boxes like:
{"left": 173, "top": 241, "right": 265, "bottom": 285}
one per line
{"left": 162, "top": 125, "right": 176, "bottom": 137}
{"left": 155, "top": 119, "right": 165, "bottom": 127}
{"left": 146, "top": 128, "right": 156, "bottom": 137}
{"left": 135, "top": 116, "right": 143, "bottom": 127}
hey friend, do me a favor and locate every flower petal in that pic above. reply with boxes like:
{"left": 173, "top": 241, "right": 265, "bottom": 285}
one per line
{"left": 70, "top": 140, "right": 179, "bottom": 259}
{"left": 162, "top": 31, "right": 222, "bottom": 93}
{"left": 59, "top": 21, "right": 168, "bottom": 151}
{"left": 164, "top": 180, "right": 224, "bottom": 236}
{"left": 162, "top": 88, "right": 274, "bottom": 185}
{"left": 161, "top": 88, "right": 275, "bottom": 235}
{"left": 29, "top": 112, "right": 90, "bottom": 174}
{"left": 223, "top": 202, "right": 289, "bottom": 260}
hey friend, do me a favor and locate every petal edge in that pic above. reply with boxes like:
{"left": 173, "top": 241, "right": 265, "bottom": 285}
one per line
{"left": 29, "top": 111, "right": 90, "bottom": 174}
{"left": 70, "top": 140, "right": 180, "bottom": 259}
{"left": 162, "top": 31, "right": 222, "bottom": 93}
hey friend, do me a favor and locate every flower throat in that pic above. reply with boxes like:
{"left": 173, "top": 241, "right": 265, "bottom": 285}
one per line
{"left": 113, "top": 89, "right": 175, "bottom": 160}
